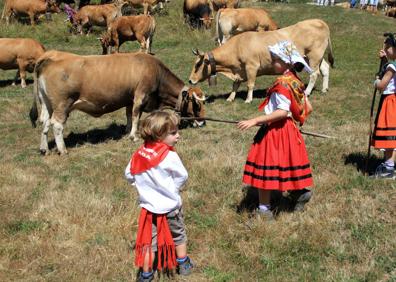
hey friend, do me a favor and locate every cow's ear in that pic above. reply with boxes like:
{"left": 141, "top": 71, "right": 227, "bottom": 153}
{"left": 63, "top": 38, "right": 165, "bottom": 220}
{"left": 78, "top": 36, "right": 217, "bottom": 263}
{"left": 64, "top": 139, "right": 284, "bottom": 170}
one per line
{"left": 204, "top": 59, "right": 210, "bottom": 65}
{"left": 182, "top": 90, "right": 188, "bottom": 98}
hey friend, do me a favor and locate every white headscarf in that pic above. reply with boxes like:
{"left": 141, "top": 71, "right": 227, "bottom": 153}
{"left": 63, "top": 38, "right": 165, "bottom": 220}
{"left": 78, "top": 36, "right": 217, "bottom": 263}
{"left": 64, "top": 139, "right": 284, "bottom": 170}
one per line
{"left": 268, "top": 40, "right": 313, "bottom": 74}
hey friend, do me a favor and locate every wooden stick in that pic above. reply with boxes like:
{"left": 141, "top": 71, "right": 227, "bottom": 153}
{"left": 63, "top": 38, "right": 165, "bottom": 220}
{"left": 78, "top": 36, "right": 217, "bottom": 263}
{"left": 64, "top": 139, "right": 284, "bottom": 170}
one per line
{"left": 181, "top": 117, "right": 335, "bottom": 139}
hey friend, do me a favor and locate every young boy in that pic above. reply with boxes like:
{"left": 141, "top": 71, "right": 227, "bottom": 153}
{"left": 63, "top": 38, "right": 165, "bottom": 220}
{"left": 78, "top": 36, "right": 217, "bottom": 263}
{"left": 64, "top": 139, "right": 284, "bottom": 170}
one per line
{"left": 125, "top": 111, "right": 193, "bottom": 282}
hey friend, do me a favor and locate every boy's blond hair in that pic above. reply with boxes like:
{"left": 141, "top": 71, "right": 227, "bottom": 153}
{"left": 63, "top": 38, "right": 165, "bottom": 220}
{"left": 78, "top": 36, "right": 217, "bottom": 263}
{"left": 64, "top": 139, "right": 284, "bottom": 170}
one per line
{"left": 140, "top": 111, "right": 180, "bottom": 142}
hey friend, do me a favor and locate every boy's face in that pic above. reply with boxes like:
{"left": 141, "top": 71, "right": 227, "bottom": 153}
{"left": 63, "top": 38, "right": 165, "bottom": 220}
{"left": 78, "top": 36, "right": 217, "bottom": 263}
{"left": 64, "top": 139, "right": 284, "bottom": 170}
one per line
{"left": 162, "top": 129, "right": 180, "bottom": 147}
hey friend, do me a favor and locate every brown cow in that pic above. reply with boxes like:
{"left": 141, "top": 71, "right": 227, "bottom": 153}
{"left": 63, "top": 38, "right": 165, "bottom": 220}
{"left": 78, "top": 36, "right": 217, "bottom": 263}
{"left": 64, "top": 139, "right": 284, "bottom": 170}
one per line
{"left": 0, "top": 38, "right": 45, "bottom": 88}
{"left": 30, "top": 52, "right": 206, "bottom": 155}
{"left": 126, "top": 0, "right": 167, "bottom": 15}
{"left": 2, "top": 0, "right": 60, "bottom": 25}
{"left": 99, "top": 15, "right": 156, "bottom": 54}
{"left": 189, "top": 19, "right": 334, "bottom": 103}
{"left": 386, "top": 7, "right": 396, "bottom": 17}
{"left": 183, "top": 0, "right": 213, "bottom": 29}
{"left": 73, "top": 1, "right": 126, "bottom": 34}
{"left": 215, "top": 8, "right": 278, "bottom": 45}
{"left": 210, "top": 0, "right": 239, "bottom": 11}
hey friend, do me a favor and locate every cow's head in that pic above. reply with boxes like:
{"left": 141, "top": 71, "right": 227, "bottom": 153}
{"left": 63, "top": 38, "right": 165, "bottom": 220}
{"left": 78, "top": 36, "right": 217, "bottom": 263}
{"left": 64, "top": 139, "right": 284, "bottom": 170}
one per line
{"left": 179, "top": 86, "right": 206, "bottom": 128}
{"left": 199, "top": 16, "right": 214, "bottom": 29}
{"left": 189, "top": 48, "right": 214, "bottom": 86}
{"left": 98, "top": 33, "right": 111, "bottom": 55}
{"left": 46, "top": 0, "right": 61, "bottom": 14}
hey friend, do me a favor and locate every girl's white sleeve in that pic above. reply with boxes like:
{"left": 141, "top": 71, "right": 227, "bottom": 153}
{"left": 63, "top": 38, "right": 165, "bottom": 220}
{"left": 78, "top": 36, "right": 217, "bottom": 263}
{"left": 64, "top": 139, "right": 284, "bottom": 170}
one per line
{"left": 162, "top": 152, "right": 188, "bottom": 191}
{"left": 124, "top": 161, "right": 135, "bottom": 185}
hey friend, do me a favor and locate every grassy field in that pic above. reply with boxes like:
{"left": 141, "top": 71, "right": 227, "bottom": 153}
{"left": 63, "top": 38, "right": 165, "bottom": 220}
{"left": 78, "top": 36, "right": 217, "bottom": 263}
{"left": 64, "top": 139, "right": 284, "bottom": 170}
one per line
{"left": 1, "top": 0, "right": 396, "bottom": 281}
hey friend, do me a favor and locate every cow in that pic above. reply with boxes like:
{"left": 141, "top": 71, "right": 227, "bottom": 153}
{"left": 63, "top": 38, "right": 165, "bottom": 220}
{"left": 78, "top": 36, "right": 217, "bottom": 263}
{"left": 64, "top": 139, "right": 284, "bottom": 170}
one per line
{"left": 29, "top": 52, "right": 206, "bottom": 155}
{"left": 125, "top": 0, "right": 167, "bottom": 15}
{"left": 189, "top": 19, "right": 334, "bottom": 103}
{"left": 56, "top": 0, "right": 91, "bottom": 10}
{"left": 215, "top": 8, "right": 278, "bottom": 45}
{"left": 2, "top": 0, "right": 61, "bottom": 25}
{"left": 183, "top": 0, "right": 213, "bottom": 29}
{"left": 210, "top": 0, "right": 239, "bottom": 11}
{"left": 0, "top": 38, "right": 45, "bottom": 88}
{"left": 99, "top": 15, "right": 156, "bottom": 54}
{"left": 73, "top": 1, "right": 126, "bottom": 34}
{"left": 386, "top": 7, "right": 396, "bottom": 17}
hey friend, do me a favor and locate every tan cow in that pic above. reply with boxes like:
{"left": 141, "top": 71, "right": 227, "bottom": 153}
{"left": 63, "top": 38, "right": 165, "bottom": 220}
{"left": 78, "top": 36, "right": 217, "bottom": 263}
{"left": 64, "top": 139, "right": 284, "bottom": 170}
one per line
{"left": 189, "top": 19, "right": 334, "bottom": 103}
{"left": 0, "top": 38, "right": 45, "bottom": 88}
{"left": 126, "top": 0, "right": 167, "bottom": 15}
{"left": 210, "top": 0, "right": 239, "bottom": 11}
{"left": 30, "top": 52, "right": 206, "bottom": 155}
{"left": 215, "top": 8, "right": 278, "bottom": 45}
{"left": 386, "top": 7, "right": 396, "bottom": 17}
{"left": 2, "top": 0, "right": 60, "bottom": 25}
{"left": 73, "top": 1, "right": 126, "bottom": 34}
{"left": 183, "top": 0, "right": 213, "bottom": 29}
{"left": 99, "top": 15, "right": 156, "bottom": 54}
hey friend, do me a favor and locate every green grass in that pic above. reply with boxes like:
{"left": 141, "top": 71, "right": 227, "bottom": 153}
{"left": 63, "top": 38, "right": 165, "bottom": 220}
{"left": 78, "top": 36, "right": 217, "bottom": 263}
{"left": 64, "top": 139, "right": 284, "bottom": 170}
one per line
{"left": 0, "top": 0, "right": 396, "bottom": 281}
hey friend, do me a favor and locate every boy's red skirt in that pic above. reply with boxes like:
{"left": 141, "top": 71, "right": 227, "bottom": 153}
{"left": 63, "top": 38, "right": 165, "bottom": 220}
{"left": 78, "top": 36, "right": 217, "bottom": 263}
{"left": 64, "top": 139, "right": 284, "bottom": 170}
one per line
{"left": 372, "top": 94, "right": 396, "bottom": 149}
{"left": 243, "top": 118, "right": 313, "bottom": 191}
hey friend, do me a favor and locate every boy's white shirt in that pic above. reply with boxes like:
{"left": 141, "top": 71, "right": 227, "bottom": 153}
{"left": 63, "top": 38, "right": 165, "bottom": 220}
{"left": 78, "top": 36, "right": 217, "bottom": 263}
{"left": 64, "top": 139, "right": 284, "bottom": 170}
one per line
{"left": 383, "top": 64, "right": 396, "bottom": 95}
{"left": 125, "top": 151, "right": 188, "bottom": 214}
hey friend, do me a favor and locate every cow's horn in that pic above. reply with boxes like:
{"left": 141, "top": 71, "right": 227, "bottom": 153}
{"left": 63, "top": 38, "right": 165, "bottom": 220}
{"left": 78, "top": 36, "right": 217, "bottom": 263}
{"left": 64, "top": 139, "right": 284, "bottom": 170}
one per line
{"left": 192, "top": 48, "right": 199, "bottom": 56}
{"left": 192, "top": 91, "right": 206, "bottom": 101}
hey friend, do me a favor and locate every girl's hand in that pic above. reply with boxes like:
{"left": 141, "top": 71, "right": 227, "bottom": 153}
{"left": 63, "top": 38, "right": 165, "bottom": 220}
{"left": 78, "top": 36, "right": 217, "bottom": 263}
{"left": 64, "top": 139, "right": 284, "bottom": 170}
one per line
{"left": 237, "top": 119, "right": 257, "bottom": 130}
{"left": 379, "top": 49, "right": 387, "bottom": 59}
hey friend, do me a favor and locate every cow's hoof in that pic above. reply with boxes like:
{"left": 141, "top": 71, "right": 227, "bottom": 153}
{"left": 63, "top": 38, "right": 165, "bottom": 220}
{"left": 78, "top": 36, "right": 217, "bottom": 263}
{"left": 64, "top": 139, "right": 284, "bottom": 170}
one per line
{"left": 321, "top": 89, "right": 328, "bottom": 94}
{"left": 244, "top": 99, "right": 252, "bottom": 104}
{"left": 40, "top": 149, "right": 47, "bottom": 155}
{"left": 21, "top": 84, "right": 27, "bottom": 89}
{"left": 226, "top": 98, "right": 234, "bottom": 102}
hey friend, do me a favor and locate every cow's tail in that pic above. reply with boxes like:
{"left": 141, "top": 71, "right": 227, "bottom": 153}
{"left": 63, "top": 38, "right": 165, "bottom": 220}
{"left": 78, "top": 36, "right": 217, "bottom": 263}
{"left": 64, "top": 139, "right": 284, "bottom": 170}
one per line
{"left": 1, "top": 0, "right": 8, "bottom": 21}
{"left": 148, "top": 16, "right": 156, "bottom": 53}
{"left": 29, "top": 67, "right": 40, "bottom": 128}
{"left": 327, "top": 35, "right": 335, "bottom": 68}
{"left": 215, "top": 8, "right": 223, "bottom": 45}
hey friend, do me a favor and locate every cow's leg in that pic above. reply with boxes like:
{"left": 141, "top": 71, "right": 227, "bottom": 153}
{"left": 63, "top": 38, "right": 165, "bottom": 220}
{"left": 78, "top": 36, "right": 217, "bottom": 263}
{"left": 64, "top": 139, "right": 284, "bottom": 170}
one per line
{"left": 51, "top": 118, "right": 67, "bottom": 155}
{"left": 40, "top": 106, "right": 51, "bottom": 155}
{"left": 29, "top": 12, "right": 35, "bottom": 26}
{"left": 227, "top": 80, "right": 241, "bottom": 102}
{"left": 125, "top": 105, "right": 132, "bottom": 133}
{"left": 305, "top": 69, "right": 319, "bottom": 96}
{"left": 319, "top": 59, "right": 330, "bottom": 93}
{"left": 129, "top": 94, "right": 144, "bottom": 141}
{"left": 12, "top": 70, "right": 19, "bottom": 86}
{"left": 245, "top": 67, "right": 258, "bottom": 103}
{"left": 143, "top": 3, "right": 149, "bottom": 15}
{"left": 17, "top": 61, "right": 28, "bottom": 88}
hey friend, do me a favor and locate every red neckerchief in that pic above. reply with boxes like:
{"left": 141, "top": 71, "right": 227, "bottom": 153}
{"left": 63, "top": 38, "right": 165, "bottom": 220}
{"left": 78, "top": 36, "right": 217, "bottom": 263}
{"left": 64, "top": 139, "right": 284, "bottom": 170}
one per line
{"left": 130, "top": 142, "right": 174, "bottom": 175}
{"left": 258, "top": 70, "right": 309, "bottom": 126}
{"left": 134, "top": 208, "right": 177, "bottom": 271}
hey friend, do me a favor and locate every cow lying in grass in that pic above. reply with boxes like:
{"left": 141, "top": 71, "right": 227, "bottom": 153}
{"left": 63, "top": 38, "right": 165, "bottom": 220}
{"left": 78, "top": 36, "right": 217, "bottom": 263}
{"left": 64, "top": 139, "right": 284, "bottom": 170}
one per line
{"left": 0, "top": 38, "right": 45, "bottom": 88}
{"left": 30, "top": 51, "right": 206, "bottom": 155}
{"left": 99, "top": 15, "right": 156, "bottom": 54}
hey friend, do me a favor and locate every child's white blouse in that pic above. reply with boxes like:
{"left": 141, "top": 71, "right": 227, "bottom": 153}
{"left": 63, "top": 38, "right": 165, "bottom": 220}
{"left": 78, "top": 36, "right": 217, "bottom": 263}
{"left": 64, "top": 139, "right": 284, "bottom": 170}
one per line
{"left": 125, "top": 151, "right": 188, "bottom": 214}
{"left": 383, "top": 64, "right": 396, "bottom": 95}
{"left": 264, "top": 93, "right": 291, "bottom": 114}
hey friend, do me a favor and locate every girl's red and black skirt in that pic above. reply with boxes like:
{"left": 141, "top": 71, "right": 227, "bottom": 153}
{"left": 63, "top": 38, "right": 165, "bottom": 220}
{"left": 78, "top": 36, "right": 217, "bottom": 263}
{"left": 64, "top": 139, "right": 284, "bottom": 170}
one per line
{"left": 243, "top": 118, "right": 313, "bottom": 191}
{"left": 372, "top": 94, "right": 396, "bottom": 149}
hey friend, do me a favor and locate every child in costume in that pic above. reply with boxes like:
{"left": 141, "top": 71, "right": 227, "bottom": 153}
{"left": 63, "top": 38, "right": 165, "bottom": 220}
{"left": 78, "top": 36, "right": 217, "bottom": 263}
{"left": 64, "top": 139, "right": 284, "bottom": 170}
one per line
{"left": 237, "top": 40, "right": 314, "bottom": 219}
{"left": 125, "top": 111, "right": 193, "bottom": 281}
{"left": 371, "top": 34, "right": 396, "bottom": 178}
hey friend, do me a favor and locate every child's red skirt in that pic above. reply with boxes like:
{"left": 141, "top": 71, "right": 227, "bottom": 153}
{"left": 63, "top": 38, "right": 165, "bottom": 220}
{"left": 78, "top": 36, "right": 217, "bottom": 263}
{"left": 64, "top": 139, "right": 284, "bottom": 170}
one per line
{"left": 243, "top": 118, "right": 313, "bottom": 191}
{"left": 372, "top": 94, "right": 396, "bottom": 149}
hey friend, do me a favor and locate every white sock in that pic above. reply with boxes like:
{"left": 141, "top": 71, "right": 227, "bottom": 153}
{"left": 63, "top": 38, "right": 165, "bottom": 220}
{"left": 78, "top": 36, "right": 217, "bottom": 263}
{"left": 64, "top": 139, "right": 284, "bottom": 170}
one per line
{"left": 259, "top": 204, "right": 271, "bottom": 211}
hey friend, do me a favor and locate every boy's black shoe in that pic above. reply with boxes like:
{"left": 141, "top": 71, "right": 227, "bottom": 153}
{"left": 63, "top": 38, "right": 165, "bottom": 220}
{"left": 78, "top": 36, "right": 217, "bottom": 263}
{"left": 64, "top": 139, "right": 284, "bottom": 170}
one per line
{"left": 370, "top": 163, "right": 395, "bottom": 179}
{"left": 177, "top": 256, "right": 194, "bottom": 276}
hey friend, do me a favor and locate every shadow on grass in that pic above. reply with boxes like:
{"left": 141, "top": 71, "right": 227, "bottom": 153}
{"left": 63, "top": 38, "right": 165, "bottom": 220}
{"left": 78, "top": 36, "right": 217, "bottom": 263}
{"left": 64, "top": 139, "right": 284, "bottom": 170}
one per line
{"left": 236, "top": 186, "right": 300, "bottom": 216}
{"left": 206, "top": 88, "right": 268, "bottom": 103}
{"left": 0, "top": 79, "right": 34, "bottom": 88}
{"left": 344, "top": 152, "right": 383, "bottom": 175}
{"left": 48, "top": 122, "right": 126, "bottom": 150}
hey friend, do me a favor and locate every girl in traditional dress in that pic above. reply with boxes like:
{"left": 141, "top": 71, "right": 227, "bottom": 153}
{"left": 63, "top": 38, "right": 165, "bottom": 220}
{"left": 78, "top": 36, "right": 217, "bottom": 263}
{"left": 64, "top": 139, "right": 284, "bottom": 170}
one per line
{"left": 237, "top": 40, "right": 314, "bottom": 220}
{"left": 125, "top": 111, "right": 193, "bottom": 281}
{"left": 371, "top": 35, "right": 396, "bottom": 178}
